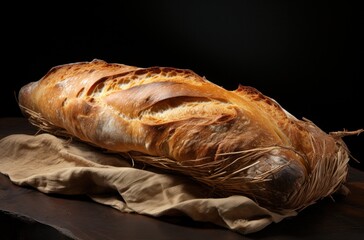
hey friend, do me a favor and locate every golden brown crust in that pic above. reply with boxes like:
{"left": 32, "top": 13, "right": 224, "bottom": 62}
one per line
{"left": 18, "top": 59, "right": 354, "bottom": 212}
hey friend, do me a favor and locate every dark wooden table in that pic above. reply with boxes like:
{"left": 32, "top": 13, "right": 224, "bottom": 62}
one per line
{"left": 1, "top": 118, "right": 364, "bottom": 240}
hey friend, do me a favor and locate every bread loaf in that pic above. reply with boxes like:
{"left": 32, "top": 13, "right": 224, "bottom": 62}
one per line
{"left": 18, "top": 59, "right": 361, "bottom": 212}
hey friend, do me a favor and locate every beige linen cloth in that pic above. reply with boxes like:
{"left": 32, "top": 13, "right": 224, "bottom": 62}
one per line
{"left": 0, "top": 133, "right": 295, "bottom": 235}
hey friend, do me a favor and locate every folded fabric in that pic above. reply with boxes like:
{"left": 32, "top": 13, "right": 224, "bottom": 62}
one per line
{"left": 0, "top": 133, "right": 295, "bottom": 234}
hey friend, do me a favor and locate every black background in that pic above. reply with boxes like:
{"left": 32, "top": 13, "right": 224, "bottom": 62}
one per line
{"left": 1, "top": 1, "right": 363, "bottom": 168}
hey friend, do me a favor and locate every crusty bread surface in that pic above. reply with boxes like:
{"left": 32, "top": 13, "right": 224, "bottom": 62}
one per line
{"left": 18, "top": 59, "right": 356, "bottom": 212}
